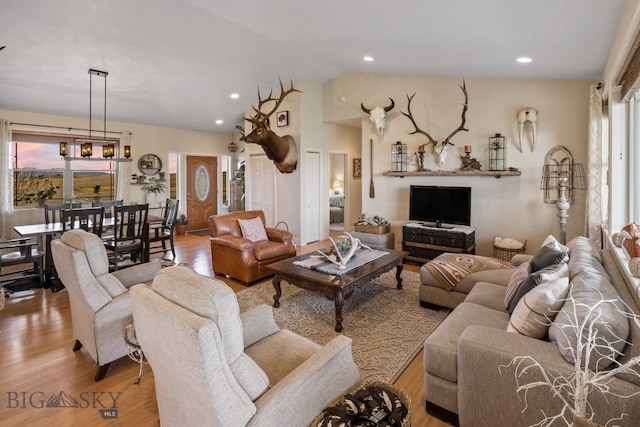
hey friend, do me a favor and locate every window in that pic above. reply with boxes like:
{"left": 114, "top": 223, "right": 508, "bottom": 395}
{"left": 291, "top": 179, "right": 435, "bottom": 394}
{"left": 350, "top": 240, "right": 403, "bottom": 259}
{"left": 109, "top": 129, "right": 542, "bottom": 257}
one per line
{"left": 12, "top": 132, "right": 119, "bottom": 207}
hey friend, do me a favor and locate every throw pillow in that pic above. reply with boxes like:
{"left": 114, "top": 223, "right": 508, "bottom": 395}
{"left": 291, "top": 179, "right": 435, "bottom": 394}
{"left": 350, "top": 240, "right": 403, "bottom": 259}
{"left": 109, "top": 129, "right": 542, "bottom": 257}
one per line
{"left": 530, "top": 235, "right": 569, "bottom": 273}
{"left": 508, "top": 261, "right": 567, "bottom": 314}
{"left": 238, "top": 217, "right": 268, "bottom": 243}
{"left": 504, "top": 261, "right": 530, "bottom": 310}
{"left": 507, "top": 263, "right": 570, "bottom": 338}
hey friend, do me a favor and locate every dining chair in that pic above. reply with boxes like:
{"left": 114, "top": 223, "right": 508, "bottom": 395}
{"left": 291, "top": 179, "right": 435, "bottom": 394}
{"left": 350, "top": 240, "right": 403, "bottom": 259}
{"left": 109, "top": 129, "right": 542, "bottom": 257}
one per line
{"left": 0, "top": 238, "right": 45, "bottom": 291}
{"left": 103, "top": 203, "right": 149, "bottom": 270}
{"left": 148, "top": 199, "right": 179, "bottom": 260}
{"left": 91, "top": 199, "right": 123, "bottom": 219}
{"left": 44, "top": 202, "right": 82, "bottom": 224}
{"left": 62, "top": 207, "right": 105, "bottom": 237}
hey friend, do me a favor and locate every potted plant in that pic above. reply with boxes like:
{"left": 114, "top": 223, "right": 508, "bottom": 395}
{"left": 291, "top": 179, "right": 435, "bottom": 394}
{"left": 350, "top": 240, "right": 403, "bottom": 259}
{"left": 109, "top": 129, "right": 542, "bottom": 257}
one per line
{"left": 175, "top": 214, "right": 188, "bottom": 236}
{"left": 92, "top": 185, "right": 101, "bottom": 202}
{"left": 27, "top": 183, "right": 59, "bottom": 207}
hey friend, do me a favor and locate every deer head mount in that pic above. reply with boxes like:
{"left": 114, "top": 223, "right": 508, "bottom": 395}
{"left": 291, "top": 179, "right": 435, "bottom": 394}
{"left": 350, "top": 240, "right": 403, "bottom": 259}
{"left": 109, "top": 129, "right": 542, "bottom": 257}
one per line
{"left": 361, "top": 98, "right": 395, "bottom": 135}
{"left": 244, "top": 79, "right": 301, "bottom": 174}
{"left": 400, "top": 79, "right": 469, "bottom": 167}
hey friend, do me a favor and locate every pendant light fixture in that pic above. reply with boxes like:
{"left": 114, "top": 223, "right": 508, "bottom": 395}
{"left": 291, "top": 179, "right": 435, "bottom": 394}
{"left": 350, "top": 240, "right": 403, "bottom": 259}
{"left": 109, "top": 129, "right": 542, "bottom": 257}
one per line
{"left": 76, "top": 68, "right": 110, "bottom": 157}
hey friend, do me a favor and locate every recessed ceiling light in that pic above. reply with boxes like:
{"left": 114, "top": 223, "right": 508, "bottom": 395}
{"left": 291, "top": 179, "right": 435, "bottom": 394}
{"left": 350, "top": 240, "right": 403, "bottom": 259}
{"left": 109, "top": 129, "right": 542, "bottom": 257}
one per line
{"left": 363, "top": 56, "right": 374, "bottom": 62}
{"left": 230, "top": 93, "right": 239, "bottom": 99}
{"left": 517, "top": 57, "right": 532, "bottom": 63}
{"left": 215, "top": 119, "right": 223, "bottom": 125}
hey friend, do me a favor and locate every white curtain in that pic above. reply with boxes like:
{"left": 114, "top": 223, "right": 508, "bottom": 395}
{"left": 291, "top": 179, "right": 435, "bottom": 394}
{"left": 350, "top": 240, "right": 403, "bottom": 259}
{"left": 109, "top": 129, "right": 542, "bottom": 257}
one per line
{"left": 586, "top": 84, "right": 605, "bottom": 245}
{"left": 0, "top": 119, "right": 14, "bottom": 238}
{"left": 117, "top": 131, "right": 132, "bottom": 202}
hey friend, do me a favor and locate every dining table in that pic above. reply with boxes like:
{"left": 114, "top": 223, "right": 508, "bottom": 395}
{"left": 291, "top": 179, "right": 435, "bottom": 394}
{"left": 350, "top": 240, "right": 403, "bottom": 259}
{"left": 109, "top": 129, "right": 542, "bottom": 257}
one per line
{"left": 13, "top": 214, "right": 163, "bottom": 288}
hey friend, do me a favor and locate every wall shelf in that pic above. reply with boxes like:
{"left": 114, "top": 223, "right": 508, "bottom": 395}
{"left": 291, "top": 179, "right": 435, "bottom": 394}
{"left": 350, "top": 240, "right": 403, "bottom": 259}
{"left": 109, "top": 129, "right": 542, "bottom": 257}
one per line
{"left": 382, "top": 170, "right": 521, "bottom": 179}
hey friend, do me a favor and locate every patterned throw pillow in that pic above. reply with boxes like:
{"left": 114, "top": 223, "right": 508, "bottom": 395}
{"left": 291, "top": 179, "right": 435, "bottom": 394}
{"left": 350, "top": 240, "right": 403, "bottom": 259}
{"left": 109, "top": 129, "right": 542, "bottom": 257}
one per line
{"left": 507, "top": 263, "right": 570, "bottom": 338}
{"left": 504, "top": 261, "right": 530, "bottom": 310}
{"left": 530, "top": 235, "right": 569, "bottom": 272}
{"left": 508, "top": 260, "right": 569, "bottom": 314}
{"left": 238, "top": 217, "right": 268, "bottom": 243}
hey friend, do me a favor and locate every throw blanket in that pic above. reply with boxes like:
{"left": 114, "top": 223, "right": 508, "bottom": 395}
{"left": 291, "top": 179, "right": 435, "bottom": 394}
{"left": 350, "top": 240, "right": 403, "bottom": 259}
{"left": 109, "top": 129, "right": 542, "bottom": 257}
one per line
{"left": 424, "top": 253, "right": 511, "bottom": 290}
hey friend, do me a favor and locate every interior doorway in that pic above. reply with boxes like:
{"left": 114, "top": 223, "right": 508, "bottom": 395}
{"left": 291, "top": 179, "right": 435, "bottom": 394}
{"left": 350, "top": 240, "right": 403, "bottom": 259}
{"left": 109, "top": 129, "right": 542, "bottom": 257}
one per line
{"left": 186, "top": 156, "right": 218, "bottom": 231}
{"left": 329, "top": 153, "right": 347, "bottom": 232}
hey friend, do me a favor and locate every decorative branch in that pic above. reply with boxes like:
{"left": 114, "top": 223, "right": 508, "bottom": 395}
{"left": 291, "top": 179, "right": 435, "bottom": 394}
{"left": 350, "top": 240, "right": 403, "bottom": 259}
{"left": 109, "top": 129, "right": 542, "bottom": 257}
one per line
{"left": 499, "top": 279, "right": 640, "bottom": 426}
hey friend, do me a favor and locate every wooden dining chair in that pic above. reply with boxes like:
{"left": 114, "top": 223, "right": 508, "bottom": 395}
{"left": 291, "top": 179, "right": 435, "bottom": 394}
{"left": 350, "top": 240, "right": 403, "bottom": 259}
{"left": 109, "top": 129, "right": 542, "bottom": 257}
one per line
{"left": 91, "top": 199, "right": 123, "bottom": 219}
{"left": 103, "top": 204, "right": 149, "bottom": 270}
{"left": 44, "top": 202, "right": 82, "bottom": 224}
{"left": 0, "top": 238, "right": 45, "bottom": 291}
{"left": 62, "top": 207, "right": 105, "bottom": 237}
{"left": 149, "top": 199, "right": 179, "bottom": 260}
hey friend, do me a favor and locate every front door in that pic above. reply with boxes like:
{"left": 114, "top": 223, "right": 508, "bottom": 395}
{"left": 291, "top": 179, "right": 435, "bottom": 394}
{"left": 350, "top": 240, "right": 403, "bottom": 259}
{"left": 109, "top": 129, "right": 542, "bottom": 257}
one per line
{"left": 186, "top": 156, "right": 217, "bottom": 231}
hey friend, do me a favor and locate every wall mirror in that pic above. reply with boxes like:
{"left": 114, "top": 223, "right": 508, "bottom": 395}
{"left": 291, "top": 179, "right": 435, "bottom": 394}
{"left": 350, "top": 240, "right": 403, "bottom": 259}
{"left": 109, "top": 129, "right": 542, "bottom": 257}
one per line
{"left": 138, "top": 153, "right": 162, "bottom": 175}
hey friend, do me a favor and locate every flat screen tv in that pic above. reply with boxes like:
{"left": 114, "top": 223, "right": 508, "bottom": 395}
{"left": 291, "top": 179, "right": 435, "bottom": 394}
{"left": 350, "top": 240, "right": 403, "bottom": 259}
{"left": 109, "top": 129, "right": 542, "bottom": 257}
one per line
{"left": 409, "top": 185, "right": 471, "bottom": 227}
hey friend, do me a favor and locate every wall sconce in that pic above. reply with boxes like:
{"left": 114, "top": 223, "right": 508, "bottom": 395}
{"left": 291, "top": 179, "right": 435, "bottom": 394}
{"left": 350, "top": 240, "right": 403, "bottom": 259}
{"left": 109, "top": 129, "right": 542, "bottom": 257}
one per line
{"left": 123, "top": 145, "right": 131, "bottom": 159}
{"left": 59, "top": 141, "right": 68, "bottom": 157}
{"left": 102, "top": 143, "right": 115, "bottom": 158}
{"left": 80, "top": 142, "right": 93, "bottom": 158}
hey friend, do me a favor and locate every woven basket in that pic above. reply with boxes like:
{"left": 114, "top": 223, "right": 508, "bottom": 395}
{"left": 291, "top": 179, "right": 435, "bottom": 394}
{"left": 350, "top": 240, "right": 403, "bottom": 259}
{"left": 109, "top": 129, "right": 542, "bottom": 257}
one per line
{"left": 493, "top": 240, "right": 527, "bottom": 262}
{"left": 353, "top": 224, "right": 390, "bottom": 234}
{"left": 311, "top": 381, "right": 411, "bottom": 427}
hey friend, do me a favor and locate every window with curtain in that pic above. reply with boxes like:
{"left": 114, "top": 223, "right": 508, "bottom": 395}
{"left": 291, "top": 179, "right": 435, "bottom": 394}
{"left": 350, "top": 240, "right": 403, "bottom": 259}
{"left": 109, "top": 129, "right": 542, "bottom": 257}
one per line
{"left": 12, "top": 132, "right": 119, "bottom": 207}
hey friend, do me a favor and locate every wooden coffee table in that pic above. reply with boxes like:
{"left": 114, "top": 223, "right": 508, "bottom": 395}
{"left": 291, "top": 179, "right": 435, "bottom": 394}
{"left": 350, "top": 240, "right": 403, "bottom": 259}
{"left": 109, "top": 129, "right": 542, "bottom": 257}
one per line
{"left": 268, "top": 249, "right": 407, "bottom": 332}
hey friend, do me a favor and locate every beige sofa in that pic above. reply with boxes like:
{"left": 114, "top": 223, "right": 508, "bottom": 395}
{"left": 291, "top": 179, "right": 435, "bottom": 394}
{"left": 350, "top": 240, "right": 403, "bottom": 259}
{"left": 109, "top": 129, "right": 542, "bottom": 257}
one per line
{"left": 421, "top": 237, "right": 640, "bottom": 426}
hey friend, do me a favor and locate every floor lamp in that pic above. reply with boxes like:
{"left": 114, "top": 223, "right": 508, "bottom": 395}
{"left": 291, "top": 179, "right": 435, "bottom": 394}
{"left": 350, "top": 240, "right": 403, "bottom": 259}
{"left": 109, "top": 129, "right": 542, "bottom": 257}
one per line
{"left": 540, "top": 148, "right": 586, "bottom": 244}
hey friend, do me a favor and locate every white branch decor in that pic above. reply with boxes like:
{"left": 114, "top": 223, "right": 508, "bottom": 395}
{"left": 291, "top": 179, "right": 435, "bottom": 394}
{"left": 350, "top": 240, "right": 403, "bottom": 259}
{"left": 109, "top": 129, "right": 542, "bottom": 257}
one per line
{"left": 500, "top": 281, "right": 640, "bottom": 427}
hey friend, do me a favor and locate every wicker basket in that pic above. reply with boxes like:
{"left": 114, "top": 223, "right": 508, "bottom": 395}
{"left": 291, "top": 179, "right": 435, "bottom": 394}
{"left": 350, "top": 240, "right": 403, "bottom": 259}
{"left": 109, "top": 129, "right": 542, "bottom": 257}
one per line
{"left": 353, "top": 224, "right": 390, "bottom": 234}
{"left": 311, "top": 381, "right": 411, "bottom": 427}
{"left": 493, "top": 239, "right": 527, "bottom": 262}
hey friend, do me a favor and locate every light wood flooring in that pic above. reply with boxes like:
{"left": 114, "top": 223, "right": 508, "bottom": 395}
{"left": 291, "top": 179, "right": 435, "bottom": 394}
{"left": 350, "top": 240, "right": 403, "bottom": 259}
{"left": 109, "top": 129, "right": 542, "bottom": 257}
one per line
{"left": 0, "top": 232, "right": 451, "bottom": 426}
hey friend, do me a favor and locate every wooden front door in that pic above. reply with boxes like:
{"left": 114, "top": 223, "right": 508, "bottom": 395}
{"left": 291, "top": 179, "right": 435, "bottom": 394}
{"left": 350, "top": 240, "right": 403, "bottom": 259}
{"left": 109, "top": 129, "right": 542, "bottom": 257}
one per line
{"left": 186, "top": 156, "right": 217, "bottom": 230}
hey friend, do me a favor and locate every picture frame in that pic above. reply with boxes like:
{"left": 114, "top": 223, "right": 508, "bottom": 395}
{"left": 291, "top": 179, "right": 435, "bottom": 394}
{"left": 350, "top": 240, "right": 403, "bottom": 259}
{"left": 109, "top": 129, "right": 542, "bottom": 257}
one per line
{"left": 353, "top": 158, "right": 362, "bottom": 178}
{"left": 277, "top": 110, "right": 289, "bottom": 127}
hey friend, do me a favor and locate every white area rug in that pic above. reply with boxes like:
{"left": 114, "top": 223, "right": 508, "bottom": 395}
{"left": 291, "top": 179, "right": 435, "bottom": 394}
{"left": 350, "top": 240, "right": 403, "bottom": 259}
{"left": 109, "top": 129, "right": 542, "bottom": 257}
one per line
{"left": 237, "top": 270, "right": 449, "bottom": 383}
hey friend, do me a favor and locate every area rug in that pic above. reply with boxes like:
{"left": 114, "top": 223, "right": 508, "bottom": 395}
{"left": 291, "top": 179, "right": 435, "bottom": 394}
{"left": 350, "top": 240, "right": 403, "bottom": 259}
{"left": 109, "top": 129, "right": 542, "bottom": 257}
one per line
{"left": 236, "top": 270, "right": 449, "bottom": 383}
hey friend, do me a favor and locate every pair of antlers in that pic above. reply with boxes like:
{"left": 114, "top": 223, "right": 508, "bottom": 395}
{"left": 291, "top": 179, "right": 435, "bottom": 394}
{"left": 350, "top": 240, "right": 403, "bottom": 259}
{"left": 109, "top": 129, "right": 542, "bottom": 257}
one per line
{"left": 245, "top": 79, "right": 300, "bottom": 128}
{"left": 400, "top": 79, "right": 468, "bottom": 147}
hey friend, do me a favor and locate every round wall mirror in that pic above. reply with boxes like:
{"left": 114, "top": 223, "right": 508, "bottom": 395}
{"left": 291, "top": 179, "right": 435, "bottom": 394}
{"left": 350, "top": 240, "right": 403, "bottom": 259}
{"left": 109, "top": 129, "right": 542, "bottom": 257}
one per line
{"left": 138, "top": 153, "right": 162, "bottom": 175}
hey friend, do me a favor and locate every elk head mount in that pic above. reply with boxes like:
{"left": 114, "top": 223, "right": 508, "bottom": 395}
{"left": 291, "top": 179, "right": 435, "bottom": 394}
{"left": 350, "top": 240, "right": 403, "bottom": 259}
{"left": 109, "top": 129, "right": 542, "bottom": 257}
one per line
{"left": 361, "top": 98, "right": 395, "bottom": 135}
{"left": 400, "top": 79, "right": 469, "bottom": 167}
{"left": 244, "top": 79, "right": 301, "bottom": 174}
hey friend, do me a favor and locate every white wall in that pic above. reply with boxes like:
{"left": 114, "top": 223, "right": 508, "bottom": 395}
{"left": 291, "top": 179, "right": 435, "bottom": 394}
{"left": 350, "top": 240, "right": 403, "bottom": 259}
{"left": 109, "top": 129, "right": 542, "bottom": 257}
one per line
{"left": 324, "top": 73, "right": 591, "bottom": 255}
{"left": 1, "top": 108, "right": 231, "bottom": 228}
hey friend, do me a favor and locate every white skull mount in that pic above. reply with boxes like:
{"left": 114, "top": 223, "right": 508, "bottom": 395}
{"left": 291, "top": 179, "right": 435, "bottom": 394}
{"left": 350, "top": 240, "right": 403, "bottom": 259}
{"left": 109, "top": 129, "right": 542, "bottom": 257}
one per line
{"left": 361, "top": 98, "right": 395, "bottom": 135}
{"left": 517, "top": 108, "right": 538, "bottom": 152}
{"left": 432, "top": 142, "right": 449, "bottom": 167}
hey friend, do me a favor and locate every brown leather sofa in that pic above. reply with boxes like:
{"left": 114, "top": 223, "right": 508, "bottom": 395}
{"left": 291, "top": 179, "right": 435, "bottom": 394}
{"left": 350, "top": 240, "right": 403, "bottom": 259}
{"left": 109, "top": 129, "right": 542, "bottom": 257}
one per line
{"left": 208, "top": 210, "right": 296, "bottom": 285}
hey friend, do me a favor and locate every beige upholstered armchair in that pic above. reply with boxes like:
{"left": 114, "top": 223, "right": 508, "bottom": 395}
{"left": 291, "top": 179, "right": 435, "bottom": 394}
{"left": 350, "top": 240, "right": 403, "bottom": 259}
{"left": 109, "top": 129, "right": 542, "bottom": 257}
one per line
{"left": 130, "top": 266, "right": 361, "bottom": 427}
{"left": 50, "top": 229, "right": 162, "bottom": 381}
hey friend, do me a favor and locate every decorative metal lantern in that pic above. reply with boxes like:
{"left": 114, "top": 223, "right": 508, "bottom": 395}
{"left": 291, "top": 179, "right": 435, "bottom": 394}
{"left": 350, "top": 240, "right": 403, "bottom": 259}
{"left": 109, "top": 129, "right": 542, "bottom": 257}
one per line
{"left": 59, "top": 141, "right": 68, "bottom": 157}
{"left": 80, "top": 142, "right": 93, "bottom": 158}
{"left": 123, "top": 145, "right": 132, "bottom": 159}
{"left": 488, "top": 133, "right": 506, "bottom": 171}
{"left": 391, "top": 141, "right": 407, "bottom": 172}
{"left": 102, "top": 143, "right": 115, "bottom": 158}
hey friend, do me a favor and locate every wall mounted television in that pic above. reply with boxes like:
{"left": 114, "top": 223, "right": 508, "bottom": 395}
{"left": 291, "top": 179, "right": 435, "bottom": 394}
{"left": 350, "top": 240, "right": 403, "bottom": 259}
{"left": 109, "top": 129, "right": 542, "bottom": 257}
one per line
{"left": 409, "top": 185, "right": 471, "bottom": 227}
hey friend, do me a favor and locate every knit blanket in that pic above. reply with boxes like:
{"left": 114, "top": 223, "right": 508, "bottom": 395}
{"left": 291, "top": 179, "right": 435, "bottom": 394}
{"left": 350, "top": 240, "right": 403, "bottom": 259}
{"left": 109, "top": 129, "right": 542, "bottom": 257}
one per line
{"left": 424, "top": 253, "right": 511, "bottom": 290}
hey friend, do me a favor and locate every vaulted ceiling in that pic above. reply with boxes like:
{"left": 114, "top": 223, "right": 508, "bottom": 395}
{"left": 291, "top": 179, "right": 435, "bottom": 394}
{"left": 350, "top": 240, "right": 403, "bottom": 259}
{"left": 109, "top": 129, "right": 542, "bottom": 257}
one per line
{"left": 0, "top": 0, "right": 624, "bottom": 133}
